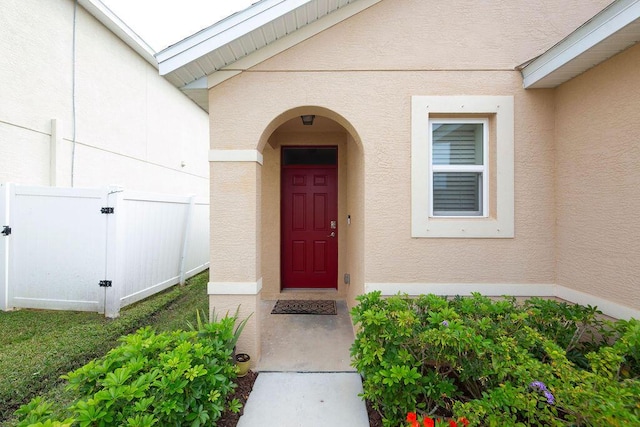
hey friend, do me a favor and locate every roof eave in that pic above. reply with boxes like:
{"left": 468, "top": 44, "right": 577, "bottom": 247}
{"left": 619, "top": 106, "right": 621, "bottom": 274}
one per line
{"left": 521, "top": 0, "right": 640, "bottom": 89}
{"left": 79, "top": 0, "right": 158, "bottom": 68}
{"left": 156, "top": 0, "right": 382, "bottom": 113}
{"left": 156, "top": 0, "right": 312, "bottom": 76}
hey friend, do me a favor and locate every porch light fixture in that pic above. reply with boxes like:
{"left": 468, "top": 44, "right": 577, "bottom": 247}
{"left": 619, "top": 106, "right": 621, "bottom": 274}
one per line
{"left": 301, "top": 115, "right": 315, "bottom": 125}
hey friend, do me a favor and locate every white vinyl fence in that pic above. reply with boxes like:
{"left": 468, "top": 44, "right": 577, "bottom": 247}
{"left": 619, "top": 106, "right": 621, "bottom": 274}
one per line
{"left": 0, "top": 183, "right": 209, "bottom": 317}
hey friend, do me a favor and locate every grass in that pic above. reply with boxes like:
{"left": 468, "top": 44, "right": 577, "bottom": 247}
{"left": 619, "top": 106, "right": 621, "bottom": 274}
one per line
{"left": 0, "top": 270, "right": 209, "bottom": 425}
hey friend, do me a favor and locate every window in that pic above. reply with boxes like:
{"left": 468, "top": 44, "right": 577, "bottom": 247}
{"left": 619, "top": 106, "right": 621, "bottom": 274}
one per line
{"left": 411, "top": 96, "right": 514, "bottom": 238}
{"left": 430, "top": 120, "right": 488, "bottom": 217}
{"left": 282, "top": 147, "right": 337, "bottom": 166}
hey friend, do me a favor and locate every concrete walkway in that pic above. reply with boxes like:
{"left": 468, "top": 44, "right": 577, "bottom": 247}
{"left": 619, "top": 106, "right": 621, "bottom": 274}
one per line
{"left": 258, "top": 300, "right": 356, "bottom": 372}
{"left": 237, "top": 372, "right": 369, "bottom": 427}
{"left": 236, "top": 300, "right": 368, "bottom": 426}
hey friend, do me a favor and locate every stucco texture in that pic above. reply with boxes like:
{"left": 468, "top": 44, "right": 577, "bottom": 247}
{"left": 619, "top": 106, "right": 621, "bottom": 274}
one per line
{"left": 210, "top": 161, "right": 261, "bottom": 282}
{"left": 210, "top": 71, "right": 557, "bottom": 286}
{"left": 206, "top": 0, "right": 634, "bottom": 309}
{"left": 209, "top": 294, "right": 260, "bottom": 367}
{"left": 555, "top": 43, "right": 640, "bottom": 310}
{"left": 251, "top": 0, "right": 611, "bottom": 72}
{"left": 0, "top": 0, "right": 209, "bottom": 195}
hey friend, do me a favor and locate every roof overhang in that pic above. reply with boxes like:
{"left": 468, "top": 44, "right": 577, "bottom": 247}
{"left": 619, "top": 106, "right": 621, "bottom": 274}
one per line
{"left": 79, "top": 0, "right": 157, "bottom": 68}
{"left": 520, "top": 0, "right": 640, "bottom": 88}
{"left": 155, "top": 0, "right": 382, "bottom": 112}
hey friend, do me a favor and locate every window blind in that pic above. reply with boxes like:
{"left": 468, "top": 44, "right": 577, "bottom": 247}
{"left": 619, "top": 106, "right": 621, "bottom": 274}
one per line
{"left": 432, "top": 124, "right": 482, "bottom": 165}
{"left": 433, "top": 172, "right": 481, "bottom": 213}
{"left": 431, "top": 122, "right": 485, "bottom": 216}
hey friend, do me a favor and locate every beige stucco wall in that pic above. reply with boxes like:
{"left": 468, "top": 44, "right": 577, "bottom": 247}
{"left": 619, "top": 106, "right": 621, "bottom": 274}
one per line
{"left": 0, "top": 0, "right": 209, "bottom": 195}
{"left": 251, "top": 0, "right": 610, "bottom": 72}
{"left": 206, "top": 0, "right": 613, "bottom": 306}
{"left": 208, "top": 294, "right": 259, "bottom": 367}
{"left": 346, "top": 133, "right": 365, "bottom": 308}
{"left": 209, "top": 71, "right": 558, "bottom": 288}
{"left": 210, "top": 161, "right": 261, "bottom": 282}
{"left": 554, "top": 42, "right": 640, "bottom": 310}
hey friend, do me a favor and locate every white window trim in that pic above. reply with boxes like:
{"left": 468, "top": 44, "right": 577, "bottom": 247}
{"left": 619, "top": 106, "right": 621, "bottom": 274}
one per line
{"left": 429, "top": 118, "right": 489, "bottom": 217}
{"left": 411, "top": 96, "right": 514, "bottom": 238}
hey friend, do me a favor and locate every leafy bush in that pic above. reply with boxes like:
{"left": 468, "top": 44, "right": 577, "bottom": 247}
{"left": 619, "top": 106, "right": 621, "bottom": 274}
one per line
{"left": 15, "top": 318, "right": 242, "bottom": 426}
{"left": 351, "top": 291, "right": 640, "bottom": 427}
{"left": 0, "top": 271, "right": 209, "bottom": 422}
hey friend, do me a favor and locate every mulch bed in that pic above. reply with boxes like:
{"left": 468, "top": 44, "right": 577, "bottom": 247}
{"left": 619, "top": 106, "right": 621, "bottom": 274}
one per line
{"left": 367, "top": 399, "right": 384, "bottom": 427}
{"left": 218, "top": 370, "right": 383, "bottom": 427}
{"left": 217, "top": 370, "right": 259, "bottom": 427}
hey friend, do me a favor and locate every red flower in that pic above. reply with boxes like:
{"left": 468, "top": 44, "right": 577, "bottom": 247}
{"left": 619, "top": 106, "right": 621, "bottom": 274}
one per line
{"left": 407, "top": 412, "right": 417, "bottom": 422}
{"left": 449, "top": 420, "right": 458, "bottom": 427}
{"left": 459, "top": 417, "right": 470, "bottom": 426}
{"left": 423, "top": 417, "right": 435, "bottom": 427}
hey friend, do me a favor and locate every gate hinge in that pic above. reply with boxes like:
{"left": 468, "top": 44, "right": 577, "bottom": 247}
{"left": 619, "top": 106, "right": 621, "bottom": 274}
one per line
{"left": 101, "top": 207, "right": 114, "bottom": 214}
{"left": 1, "top": 226, "right": 10, "bottom": 236}
{"left": 99, "top": 280, "right": 112, "bottom": 288}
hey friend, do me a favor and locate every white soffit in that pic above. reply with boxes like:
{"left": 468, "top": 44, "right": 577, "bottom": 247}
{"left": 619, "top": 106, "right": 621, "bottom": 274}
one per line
{"left": 155, "top": 0, "right": 382, "bottom": 111}
{"left": 521, "top": 0, "right": 640, "bottom": 88}
{"left": 79, "top": 0, "right": 157, "bottom": 67}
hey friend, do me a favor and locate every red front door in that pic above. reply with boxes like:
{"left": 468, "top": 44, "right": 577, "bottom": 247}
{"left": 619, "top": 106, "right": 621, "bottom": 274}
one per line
{"left": 281, "top": 164, "right": 338, "bottom": 289}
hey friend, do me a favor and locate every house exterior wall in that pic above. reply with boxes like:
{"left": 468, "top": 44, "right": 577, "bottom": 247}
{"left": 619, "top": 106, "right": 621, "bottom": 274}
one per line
{"left": 554, "top": 42, "right": 640, "bottom": 311}
{"left": 212, "top": 71, "right": 557, "bottom": 286}
{"left": 203, "top": 0, "right": 640, "bottom": 359}
{"left": 207, "top": 0, "right": 611, "bottom": 306}
{"left": 250, "top": 0, "right": 610, "bottom": 73}
{"left": 0, "top": 0, "right": 209, "bottom": 196}
{"left": 346, "top": 133, "right": 365, "bottom": 308}
{"left": 210, "top": 161, "right": 261, "bottom": 282}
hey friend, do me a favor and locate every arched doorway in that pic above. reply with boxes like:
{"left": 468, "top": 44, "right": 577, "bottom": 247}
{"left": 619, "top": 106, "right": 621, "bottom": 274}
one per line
{"left": 258, "top": 108, "right": 364, "bottom": 305}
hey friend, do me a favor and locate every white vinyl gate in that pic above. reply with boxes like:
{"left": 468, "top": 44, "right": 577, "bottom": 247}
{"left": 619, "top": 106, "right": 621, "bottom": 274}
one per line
{"left": 0, "top": 183, "right": 209, "bottom": 317}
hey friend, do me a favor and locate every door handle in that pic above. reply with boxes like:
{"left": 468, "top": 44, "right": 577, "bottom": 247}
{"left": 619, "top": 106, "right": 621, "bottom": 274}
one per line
{"left": 327, "top": 231, "right": 335, "bottom": 238}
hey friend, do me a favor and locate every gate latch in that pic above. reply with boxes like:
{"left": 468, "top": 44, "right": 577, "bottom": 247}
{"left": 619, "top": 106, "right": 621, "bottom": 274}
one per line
{"left": 1, "top": 226, "right": 10, "bottom": 236}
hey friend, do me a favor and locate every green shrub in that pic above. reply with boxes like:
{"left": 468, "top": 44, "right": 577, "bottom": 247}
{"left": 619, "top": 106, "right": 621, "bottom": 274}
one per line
{"left": 351, "top": 291, "right": 640, "bottom": 427}
{"left": 0, "top": 271, "right": 209, "bottom": 422}
{"left": 15, "top": 320, "right": 242, "bottom": 426}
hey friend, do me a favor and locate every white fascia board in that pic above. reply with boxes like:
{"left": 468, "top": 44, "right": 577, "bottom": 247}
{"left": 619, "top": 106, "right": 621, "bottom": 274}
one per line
{"left": 522, "top": 0, "right": 640, "bottom": 88}
{"left": 209, "top": 0, "right": 383, "bottom": 87}
{"left": 157, "top": 0, "right": 314, "bottom": 75}
{"left": 78, "top": 0, "right": 157, "bottom": 68}
{"left": 157, "top": 0, "right": 286, "bottom": 63}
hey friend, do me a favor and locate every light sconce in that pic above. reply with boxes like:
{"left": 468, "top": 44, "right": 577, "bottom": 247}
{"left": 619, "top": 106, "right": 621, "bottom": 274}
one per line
{"left": 301, "top": 115, "right": 315, "bottom": 126}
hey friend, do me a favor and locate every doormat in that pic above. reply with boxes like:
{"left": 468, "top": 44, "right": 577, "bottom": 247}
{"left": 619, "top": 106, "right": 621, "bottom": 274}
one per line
{"left": 271, "top": 300, "right": 337, "bottom": 315}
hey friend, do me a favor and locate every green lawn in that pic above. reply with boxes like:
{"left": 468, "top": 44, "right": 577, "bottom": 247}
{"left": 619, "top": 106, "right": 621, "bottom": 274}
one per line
{"left": 0, "top": 270, "right": 209, "bottom": 425}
